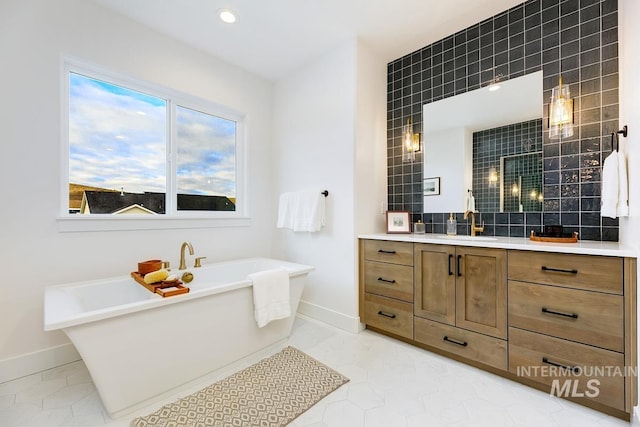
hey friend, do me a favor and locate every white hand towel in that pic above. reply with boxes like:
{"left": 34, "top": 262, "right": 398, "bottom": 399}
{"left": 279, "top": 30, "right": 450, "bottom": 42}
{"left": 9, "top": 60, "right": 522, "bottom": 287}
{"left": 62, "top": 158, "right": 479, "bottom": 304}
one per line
{"left": 617, "top": 151, "right": 629, "bottom": 217}
{"left": 277, "top": 190, "right": 326, "bottom": 232}
{"left": 466, "top": 191, "right": 476, "bottom": 212}
{"left": 249, "top": 269, "right": 290, "bottom": 328}
{"left": 601, "top": 151, "right": 619, "bottom": 219}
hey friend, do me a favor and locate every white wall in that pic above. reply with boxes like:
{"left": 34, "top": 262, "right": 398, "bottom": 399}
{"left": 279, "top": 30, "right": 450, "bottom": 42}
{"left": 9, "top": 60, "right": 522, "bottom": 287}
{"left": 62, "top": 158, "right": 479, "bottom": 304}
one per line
{"left": 354, "top": 43, "right": 389, "bottom": 236}
{"left": 423, "top": 127, "right": 472, "bottom": 213}
{"left": 353, "top": 41, "right": 389, "bottom": 308}
{"left": 619, "top": 0, "right": 640, "bottom": 251}
{"left": 0, "top": 0, "right": 275, "bottom": 381}
{"left": 272, "top": 39, "right": 387, "bottom": 332}
{"left": 618, "top": 0, "right": 640, "bottom": 420}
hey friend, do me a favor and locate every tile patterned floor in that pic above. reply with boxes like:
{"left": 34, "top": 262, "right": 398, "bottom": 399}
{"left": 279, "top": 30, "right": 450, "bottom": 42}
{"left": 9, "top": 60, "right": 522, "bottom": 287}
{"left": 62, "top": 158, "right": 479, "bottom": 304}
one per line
{"left": 1, "top": 316, "right": 637, "bottom": 426}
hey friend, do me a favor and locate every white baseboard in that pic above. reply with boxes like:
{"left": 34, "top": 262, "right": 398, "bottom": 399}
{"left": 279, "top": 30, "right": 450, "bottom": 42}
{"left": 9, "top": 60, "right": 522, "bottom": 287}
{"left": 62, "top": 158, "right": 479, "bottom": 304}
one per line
{"left": 0, "top": 343, "right": 80, "bottom": 383}
{"left": 297, "top": 299, "right": 362, "bottom": 333}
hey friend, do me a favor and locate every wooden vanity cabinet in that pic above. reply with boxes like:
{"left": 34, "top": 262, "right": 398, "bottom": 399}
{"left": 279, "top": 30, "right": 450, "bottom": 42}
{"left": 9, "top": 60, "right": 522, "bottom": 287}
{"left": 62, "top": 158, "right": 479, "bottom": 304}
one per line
{"left": 414, "top": 244, "right": 507, "bottom": 339}
{"left": 507, "top": 251, "right": 636, "bottom": 415}
{"left": 413, "top": 244, "right": 507, "bottom": 370}
{"left": 359, "top": 240, "right": 414, "bottom": 340}
{"left": 358, "top": 238, "right": 637, "bottom": 420}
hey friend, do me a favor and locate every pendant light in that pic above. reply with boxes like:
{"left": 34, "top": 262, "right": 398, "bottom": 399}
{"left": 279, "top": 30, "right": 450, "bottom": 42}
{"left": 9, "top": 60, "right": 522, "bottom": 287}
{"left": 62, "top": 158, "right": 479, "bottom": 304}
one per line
{"left": 402, "top": 118, "right": 421, "bottom": 162}
{"left": 488, "top": 166, "right": 498, "bottom": 188}
{"left": 549, "top": 76, "right": 574, "bottom": 139}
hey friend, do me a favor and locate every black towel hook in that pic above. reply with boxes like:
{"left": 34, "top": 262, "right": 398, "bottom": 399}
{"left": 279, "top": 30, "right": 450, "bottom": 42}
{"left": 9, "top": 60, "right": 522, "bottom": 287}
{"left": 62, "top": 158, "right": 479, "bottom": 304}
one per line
{"left": 611, "top": 125, "right": 628, "bottom": 153}
{"left": 321, "top": 190, "right": 329, "bottom": 197}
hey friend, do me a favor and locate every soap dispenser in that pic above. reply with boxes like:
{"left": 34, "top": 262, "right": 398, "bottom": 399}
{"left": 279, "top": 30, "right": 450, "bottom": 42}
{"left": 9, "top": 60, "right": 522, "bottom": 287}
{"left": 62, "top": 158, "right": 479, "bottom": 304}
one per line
{"left": 447, "top": 213, "right": 457, "bottom": 236}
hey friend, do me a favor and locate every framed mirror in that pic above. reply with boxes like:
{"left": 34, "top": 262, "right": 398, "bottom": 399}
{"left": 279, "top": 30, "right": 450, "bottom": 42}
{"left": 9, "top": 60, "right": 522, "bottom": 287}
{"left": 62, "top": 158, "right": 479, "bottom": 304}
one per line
{"left": 423, "top": 71, "right": 543, "bottom": 213}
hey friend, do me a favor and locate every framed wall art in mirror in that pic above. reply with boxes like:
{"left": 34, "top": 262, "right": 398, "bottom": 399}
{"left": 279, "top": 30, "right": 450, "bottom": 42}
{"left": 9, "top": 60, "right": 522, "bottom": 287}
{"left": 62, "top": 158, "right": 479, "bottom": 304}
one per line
{"left": 424, "top": 177, "right": 440, "bottom": 196}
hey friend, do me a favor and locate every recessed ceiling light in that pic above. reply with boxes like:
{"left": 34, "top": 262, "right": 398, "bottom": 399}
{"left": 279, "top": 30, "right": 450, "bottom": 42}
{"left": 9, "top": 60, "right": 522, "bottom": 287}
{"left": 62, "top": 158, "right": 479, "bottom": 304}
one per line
{"left": 218, "top": 9, "right": 237, "bottom": 24}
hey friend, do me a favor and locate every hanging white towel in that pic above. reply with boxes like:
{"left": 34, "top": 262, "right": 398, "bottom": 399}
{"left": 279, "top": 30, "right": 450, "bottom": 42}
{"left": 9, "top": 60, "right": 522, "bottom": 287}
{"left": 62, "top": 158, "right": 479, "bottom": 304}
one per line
{"left": 617, "top": 151, "right": 629, "bottom": 217}
{"left": 277, "top": 190, "right": 326, "bottom": 232}
{"left": 601, "top": 151, "right": 619, "bottom": 219}
{"left": 248, "top": 268, "right": 290, "bottom": 328}
{"left": 466, "top": 191, "right": 476, "bottom": 212}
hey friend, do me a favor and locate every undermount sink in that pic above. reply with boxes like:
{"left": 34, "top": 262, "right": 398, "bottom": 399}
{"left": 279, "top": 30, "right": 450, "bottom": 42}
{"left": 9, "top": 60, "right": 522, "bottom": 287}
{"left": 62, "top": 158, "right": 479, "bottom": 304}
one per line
{"left": 436, "top": 235, "right": 498, "bottom": 241}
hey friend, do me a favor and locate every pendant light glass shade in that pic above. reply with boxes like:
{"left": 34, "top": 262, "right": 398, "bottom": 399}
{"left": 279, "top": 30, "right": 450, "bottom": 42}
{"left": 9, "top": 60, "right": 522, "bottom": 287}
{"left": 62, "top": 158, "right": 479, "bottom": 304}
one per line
{"left": 412, "top": 133, "right": 421, "bottom": 153}
{"left": 488, "top": 166, "right": 498, "bottom": 188}
{"left": 549, "top": 76, "right": 574, "bottom": 139}
{"left": 402, "top": 118, "right": 416, "bottom": 162}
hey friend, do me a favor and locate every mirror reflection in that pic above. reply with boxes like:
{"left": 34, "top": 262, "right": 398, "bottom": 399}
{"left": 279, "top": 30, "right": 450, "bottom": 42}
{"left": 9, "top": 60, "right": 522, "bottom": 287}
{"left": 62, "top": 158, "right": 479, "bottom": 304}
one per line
{"left": 423, "top": 71, "right": 543, "bottom": 213}
{"left": 474, "top": 119, "right": 542, "bottom": 213}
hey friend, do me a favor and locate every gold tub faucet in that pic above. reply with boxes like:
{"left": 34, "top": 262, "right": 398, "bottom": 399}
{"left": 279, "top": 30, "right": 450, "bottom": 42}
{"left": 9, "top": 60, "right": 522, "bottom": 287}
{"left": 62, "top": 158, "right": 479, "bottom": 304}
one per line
{"left": 179, "top": 241, "right": 194, "bottom": 270}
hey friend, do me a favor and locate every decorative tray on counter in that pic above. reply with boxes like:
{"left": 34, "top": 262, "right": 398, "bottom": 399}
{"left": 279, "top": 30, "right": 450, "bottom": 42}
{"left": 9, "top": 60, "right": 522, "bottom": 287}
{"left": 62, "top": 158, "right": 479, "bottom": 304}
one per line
{"left": 130, "top": 272, "right": 189, "bottom": 297}
{"left": 529, "top": 230, "right": 579, "bottom": 243}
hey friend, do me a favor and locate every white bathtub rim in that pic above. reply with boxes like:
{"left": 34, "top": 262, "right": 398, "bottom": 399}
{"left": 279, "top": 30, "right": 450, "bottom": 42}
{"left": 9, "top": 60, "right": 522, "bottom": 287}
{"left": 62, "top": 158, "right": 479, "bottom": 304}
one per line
{"left": 44, "top": 257, "right": 314, "bottom": 332}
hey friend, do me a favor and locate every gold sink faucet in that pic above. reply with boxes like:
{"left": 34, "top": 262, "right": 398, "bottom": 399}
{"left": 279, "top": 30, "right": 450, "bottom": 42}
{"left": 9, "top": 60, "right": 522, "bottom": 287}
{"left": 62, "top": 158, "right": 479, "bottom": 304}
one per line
{"left": 463, "top": 210, "right": 485, "bottom": 236}
{"left": 179, "top": 241, "right": 194, "bottom": 270}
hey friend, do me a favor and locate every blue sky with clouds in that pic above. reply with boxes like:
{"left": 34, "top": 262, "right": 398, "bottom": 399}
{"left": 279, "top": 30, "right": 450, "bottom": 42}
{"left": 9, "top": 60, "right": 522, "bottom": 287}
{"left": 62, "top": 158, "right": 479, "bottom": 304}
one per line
{"left": 69, "top": 73, "right": 236, "bottom": 198}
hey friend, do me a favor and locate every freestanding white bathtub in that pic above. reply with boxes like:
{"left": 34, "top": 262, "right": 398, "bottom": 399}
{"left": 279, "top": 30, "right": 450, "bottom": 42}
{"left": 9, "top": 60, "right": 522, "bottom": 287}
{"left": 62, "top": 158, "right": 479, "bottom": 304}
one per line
{"left": 44, "top": 258, "right": 313, "bottom": 418}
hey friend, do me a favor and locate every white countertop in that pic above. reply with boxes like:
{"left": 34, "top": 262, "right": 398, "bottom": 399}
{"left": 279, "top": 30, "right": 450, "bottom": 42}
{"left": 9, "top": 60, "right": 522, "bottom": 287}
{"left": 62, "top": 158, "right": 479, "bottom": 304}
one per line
{"left": 358, "top": 233, "right": 638, "bottom": 258}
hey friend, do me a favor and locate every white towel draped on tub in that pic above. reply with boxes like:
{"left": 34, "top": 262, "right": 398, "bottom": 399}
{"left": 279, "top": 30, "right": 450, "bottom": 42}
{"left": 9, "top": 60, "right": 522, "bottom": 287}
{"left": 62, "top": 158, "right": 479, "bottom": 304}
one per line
{"left": 277, "top": 190, "right": 326, "bottom": 232}
{"left": 249, "top": 269, "right": 290, "bottom": 328}
{"left": 601, "top": 151, "right": 629, "bottom": 219}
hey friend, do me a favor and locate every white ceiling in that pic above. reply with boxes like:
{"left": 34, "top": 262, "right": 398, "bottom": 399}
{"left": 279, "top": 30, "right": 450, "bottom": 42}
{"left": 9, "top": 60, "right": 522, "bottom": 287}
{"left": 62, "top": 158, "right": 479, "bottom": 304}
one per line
{"left": 92, "top": 0, "right": 524, "bottom": 82}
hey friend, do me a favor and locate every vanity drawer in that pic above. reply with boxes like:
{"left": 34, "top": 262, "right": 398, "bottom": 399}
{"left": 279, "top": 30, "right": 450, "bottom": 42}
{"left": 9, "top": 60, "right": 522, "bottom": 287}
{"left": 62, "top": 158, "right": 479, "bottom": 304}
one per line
{"left": 509, "top": 328, "right": 625, "bottom": 411}
{"left": 414, "top": 317, "right": 507, "bottom": 371}
{"left": 363, "top": 293, "right": 413, "bottom": 339}
{"left": 363, "top": 240, "right": 413, "bottom": 266}
{"left": 508, "top": 251, "right": 623, "bottom": 295}
{"left": 509, "top": 281, "right": 624, "bottom": 352}
{"left": 364, "top": 261, "right": 413, "bottom": 302}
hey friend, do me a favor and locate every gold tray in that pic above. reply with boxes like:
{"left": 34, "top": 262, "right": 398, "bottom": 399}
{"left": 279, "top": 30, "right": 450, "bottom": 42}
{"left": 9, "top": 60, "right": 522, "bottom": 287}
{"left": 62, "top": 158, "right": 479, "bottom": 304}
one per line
{"left": 529, "top": 231, "right": 578, "bottom": 243}
{"left": 130, "top": 272, "right": 189, "bottom": 297}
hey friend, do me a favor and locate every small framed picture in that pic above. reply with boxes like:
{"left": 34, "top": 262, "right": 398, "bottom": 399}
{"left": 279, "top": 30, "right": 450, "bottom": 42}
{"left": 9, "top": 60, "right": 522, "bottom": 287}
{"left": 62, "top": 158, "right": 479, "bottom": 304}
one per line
{"left": 424, "top": 177, "right": 440, "bottom": 196}
{"left": 386, "top": 211, "right": 411, "bottom": 234}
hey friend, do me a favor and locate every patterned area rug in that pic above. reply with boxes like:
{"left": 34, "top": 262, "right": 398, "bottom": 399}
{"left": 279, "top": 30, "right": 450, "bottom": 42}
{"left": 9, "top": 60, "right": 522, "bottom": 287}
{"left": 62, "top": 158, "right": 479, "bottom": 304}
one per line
{"left": 130, "top": 346, "right": 349, "bottom": 427}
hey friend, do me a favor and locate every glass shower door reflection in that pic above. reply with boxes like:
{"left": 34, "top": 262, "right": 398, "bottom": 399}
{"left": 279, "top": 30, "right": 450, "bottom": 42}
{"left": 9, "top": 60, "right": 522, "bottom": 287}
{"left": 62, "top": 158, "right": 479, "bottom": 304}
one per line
{"left": 500, "top": 152, "right": 542, "bottom": 212}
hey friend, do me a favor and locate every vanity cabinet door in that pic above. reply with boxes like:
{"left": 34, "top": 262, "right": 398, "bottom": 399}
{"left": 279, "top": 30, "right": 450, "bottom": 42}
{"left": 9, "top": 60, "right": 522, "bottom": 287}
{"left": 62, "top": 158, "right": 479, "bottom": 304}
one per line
{"left": 414, "top": 244, "right": 456, "bottom": 325}
{"left": 414, "top": 244, "right": 507, "bottom": 339}
{"left": 456, "top": 246, "right": 507, "bottom": 339}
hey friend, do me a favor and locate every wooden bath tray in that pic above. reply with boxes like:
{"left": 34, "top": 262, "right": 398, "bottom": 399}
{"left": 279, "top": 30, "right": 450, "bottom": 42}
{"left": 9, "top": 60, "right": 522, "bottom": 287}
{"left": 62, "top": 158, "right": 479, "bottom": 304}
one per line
{"left": 130, "top": 272, "right": 189, "bottom": 297}
{"left": 529, "top": 231, "right": 579, "bottom": 243}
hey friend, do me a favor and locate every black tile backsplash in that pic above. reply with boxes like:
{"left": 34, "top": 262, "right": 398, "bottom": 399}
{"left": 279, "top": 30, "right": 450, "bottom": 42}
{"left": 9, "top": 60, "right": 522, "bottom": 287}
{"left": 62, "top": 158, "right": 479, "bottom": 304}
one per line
{"left": 472, "top": 119, "right": 543, "bottom": 213}
{"left": 387, "top": 0, "right": 619, "bottom": 241}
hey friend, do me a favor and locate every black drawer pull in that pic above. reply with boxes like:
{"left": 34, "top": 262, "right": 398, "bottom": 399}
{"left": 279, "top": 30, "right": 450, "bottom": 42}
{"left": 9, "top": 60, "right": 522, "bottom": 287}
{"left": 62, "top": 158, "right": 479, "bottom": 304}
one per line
{"left": 377, "top": 310, "right": 396, "bottom": 319}
{"left": 377, "top": 277, "right": 396, "bottom": 284}
{"left": 443, "top": 336, "right": 468, "bottom": 347}
{"left": 457, "top": 255, "right": 462, "bottom": 277}
{"left": 542, "top": 307, "right": 578, "bottom": 319}
{"left": 541, "top": 266, "right": 578, "bottom": 274}
{"left": 378, "top": 249, "right": 397, "bottom": 254}
{"left": 448, "top": 254, "right": 453, "bottom": 276}
{"left": 542, "top": 357, "right": 580, "bottom": 374}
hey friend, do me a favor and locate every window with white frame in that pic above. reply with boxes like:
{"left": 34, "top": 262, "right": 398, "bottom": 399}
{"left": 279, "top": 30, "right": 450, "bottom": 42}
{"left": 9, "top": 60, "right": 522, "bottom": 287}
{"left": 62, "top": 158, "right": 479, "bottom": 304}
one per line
{"left": 63, "top": 59, "right": 243, "bottom": 219}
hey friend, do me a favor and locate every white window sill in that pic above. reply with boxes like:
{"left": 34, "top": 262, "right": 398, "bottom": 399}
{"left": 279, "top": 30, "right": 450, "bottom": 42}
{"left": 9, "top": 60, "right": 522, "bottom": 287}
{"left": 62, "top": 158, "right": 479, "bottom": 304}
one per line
{"left": 57, "top": 215, "right": 251, "bottom": 232}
